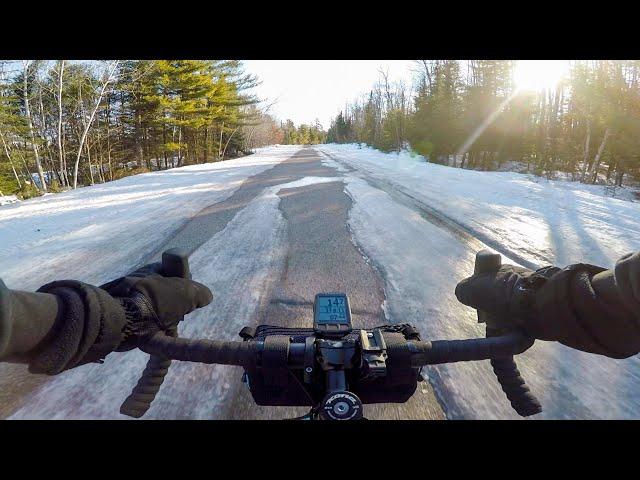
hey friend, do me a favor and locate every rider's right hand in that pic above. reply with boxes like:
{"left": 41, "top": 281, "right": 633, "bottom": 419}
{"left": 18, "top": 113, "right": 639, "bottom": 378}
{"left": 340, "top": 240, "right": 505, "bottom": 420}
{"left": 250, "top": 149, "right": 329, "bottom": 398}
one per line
{"left": 454, "top": 264, "right": 559, "bottom": 330}
{"left": 455, "top": 253, "right": 640, "bottom": 359}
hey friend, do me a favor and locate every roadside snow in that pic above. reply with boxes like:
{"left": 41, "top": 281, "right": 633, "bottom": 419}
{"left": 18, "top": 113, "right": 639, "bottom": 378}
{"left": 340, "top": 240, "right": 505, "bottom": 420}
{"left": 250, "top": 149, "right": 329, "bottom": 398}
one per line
{"left": 319, "top": 144, "right": 640, "bottom": 269}
{"left": 0, "top": 195, "right": 18, "bottom": 206}
{"left": 344, "top": 176, "right": 640, "bottom": 419}
{"left": 0, "top": 146, "right": 301, "bottom": 291}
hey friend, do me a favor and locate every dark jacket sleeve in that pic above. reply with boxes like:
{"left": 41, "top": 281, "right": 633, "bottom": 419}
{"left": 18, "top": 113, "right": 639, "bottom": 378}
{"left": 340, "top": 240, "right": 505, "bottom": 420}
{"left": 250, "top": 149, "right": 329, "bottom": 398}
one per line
{"left": 0, "top": 279, "right": 61, "bottom": 362}
{"left": 527, "top": 252, "right": 640, "bottom": 359}
{"left": 0, "top": 278, "right": 127, "bottom": 374}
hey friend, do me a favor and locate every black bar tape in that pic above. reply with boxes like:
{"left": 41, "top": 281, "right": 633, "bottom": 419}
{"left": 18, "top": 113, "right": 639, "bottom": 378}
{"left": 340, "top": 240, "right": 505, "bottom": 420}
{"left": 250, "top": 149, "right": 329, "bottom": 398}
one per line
{"left": 120, "top": 354, "right": 172, "bottom": 418}
{"left": 409, "top": 333, "right": 534, "bottom": 366}
{"left": 140, "top": 333, "right": 254, "bottom": 367}
{"left": 490, "top": 357, "right": 542, "bottom": 417}
{"left": 486, "top": 328, "right": 542, "bottom": 417}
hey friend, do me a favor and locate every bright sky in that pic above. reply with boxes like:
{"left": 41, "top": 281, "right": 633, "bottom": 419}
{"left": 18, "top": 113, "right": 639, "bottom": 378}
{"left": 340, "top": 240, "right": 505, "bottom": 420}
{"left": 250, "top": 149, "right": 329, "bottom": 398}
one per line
{"left": 242, "top": 60, "right": 415, "bottom": 129}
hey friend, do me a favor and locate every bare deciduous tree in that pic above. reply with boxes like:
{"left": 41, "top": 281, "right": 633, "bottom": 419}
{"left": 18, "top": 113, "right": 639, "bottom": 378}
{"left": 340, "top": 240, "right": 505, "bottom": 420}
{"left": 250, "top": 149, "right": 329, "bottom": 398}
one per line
{"left": 72, "top": 61, "right": 119, "bottom": 189}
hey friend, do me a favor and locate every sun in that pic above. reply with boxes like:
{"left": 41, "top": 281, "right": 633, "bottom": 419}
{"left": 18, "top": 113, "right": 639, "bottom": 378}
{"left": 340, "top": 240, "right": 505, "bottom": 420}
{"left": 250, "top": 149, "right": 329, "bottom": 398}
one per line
{"left": 513, "top": 60, "right": 570, "bottom": 91}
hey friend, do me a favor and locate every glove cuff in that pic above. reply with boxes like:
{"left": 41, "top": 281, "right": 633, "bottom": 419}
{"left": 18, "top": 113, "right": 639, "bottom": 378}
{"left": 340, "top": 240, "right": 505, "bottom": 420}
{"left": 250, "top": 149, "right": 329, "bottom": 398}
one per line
{"left": 31, "top": 280, "right": 127, "bottom": 374}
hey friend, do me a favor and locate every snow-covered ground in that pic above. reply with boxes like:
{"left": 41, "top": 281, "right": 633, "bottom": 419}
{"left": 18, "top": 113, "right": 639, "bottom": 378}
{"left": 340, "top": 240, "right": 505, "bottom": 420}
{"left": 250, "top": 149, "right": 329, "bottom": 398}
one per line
{"left": 0, "top": 195, "right": 18, "bottom": 206}
{"left": 318, "top": 144, "right": 640, "bottom": 269}
{"left": 0, "top": 146, "right": 301, "bottom": 291}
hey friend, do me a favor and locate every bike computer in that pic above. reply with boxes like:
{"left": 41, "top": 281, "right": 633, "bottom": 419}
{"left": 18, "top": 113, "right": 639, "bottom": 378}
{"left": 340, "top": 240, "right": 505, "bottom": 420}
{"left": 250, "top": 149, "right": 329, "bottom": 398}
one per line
{"left": 313, "top": 293, "right": 353, "bottom": 336}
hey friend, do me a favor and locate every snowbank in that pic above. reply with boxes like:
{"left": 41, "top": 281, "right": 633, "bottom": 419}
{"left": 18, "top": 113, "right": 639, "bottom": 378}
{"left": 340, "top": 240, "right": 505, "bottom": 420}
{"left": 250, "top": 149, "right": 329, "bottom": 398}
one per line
{"left": 0, "top": 195, "right": 18, "bottom": 206}
{"left": 318, "top": 144, "right": 640, "bottom": 268}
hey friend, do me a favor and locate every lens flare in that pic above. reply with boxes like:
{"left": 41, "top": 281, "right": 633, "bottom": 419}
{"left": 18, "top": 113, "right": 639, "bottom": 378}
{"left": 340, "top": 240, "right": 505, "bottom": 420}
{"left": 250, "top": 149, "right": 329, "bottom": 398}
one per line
{"left": 513, "top": 60, "right": 570, "bottom": 91}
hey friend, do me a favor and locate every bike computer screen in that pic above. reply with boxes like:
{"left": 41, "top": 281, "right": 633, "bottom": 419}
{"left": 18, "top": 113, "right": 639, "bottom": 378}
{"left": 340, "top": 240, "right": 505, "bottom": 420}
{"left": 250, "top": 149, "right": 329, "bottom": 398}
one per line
{"left": 313, "top": 293, "right": 353, "bottom": 336}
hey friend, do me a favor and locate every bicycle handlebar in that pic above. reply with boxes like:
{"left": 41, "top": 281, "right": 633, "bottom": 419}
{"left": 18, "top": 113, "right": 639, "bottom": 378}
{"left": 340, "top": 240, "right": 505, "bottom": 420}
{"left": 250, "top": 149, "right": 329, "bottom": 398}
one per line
{"left": 124, "top": 324, "right": 538, "bottom": 417}
{"left": 119, "top": 248, "right": 189, "bottom": 418}
{"left": 119, "top": 249, "right": 542, "bottom": 418}
{"left": 138, "top": 329, "right": 534, "bottom": 368}
{"left": 140, "top": 333, "right": 255, "bottom": 367}
{"left": 473, "top": 250, "right": 542, "bottom": 417}
{"left": 407, "top": 331, "right": 534, "bottom": 366}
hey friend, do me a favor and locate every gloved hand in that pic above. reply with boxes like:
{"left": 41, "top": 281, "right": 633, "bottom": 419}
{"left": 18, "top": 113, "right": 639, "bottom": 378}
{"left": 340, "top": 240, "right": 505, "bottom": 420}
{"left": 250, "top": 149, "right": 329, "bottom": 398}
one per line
{"left": 29, "top": 263, "right": 212, "bottom": 374}
{"left": 455, "top": 256, "right": 640, "bottom": 358}
{"left": 454, "top": 264, "right": 560, "bottom": 332}
{"left": 101, "top": 262, "right": 213, "bottom": 351}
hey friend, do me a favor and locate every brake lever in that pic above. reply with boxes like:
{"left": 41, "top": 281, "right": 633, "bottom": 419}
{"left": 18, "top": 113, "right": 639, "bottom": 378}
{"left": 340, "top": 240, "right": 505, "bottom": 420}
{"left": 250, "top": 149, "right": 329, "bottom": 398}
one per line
{"left": 119, "top": 248, "right": 190, "bottom": 418}
{"left": 474, "top": 250, "right": 542, "bottom": 417}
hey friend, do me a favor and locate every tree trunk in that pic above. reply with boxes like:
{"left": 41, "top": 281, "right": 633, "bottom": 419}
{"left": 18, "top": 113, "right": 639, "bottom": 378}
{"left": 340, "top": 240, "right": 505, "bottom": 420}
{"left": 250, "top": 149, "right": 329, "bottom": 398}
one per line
{"left": 580, "top": 119, "right": 591, "bottom": 182}
{"left": 162, "top": 122, "right": 167, "bottom": 170}
{"left": 606, "top": 157, "right": 616, "bottom": 182}
{"left": 221, "top": 127, "right": 240, "bottom": 161}
{"left": 0, "top": 130, "right": 22, "bottom": 188}
{"left": 177, "top": 126, "right": 183, "bottom": 167}
{"left": 203, "top": 126, "right": 208, "bottom": 163}
{"left": 590, "top": 127, "right": 611, "bottom": 184}
{"left": 56, "top": 60, "right": 67, "bottom": 187}
{"left": 22, "top": 61, "right": 47, "bottom": 192}
{"left": 218, "top": 121, "right": 225, "bottom": 159}
{"left": 96, "top": 129, "right": 106, "bottom": 183}
{"left": 106, "top": 94, "right": 113, "bottom": 181}
{"left": 86, "top": 140, "right": 94, "bottom": 185}
{"left": 72, "top": 61, "right": 119, "bottom": 189}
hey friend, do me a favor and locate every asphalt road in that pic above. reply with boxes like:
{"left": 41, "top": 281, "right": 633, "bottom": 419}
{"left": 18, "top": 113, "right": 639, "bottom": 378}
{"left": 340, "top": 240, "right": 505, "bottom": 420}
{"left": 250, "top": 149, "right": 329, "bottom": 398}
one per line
{"left": 3, "top": 147, "right": 445, "bottom": 420}
{"left": 153, "top": 147, "right": 444, "bottom": 419}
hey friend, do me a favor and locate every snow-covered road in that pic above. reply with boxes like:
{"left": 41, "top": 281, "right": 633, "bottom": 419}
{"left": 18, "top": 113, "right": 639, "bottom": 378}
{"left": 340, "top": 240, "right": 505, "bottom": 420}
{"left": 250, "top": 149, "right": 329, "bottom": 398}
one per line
{"left": 0, "top": 146, "right": 300, "bottom": 291}
{"left": 3, "top": 144, "right": 640, "bottom": 419}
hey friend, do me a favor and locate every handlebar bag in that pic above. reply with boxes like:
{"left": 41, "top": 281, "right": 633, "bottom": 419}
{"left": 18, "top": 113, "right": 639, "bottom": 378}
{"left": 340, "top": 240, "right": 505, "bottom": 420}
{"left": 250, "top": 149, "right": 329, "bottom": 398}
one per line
{"left": 240, "top": 324, "right": 423, "bottom": 407}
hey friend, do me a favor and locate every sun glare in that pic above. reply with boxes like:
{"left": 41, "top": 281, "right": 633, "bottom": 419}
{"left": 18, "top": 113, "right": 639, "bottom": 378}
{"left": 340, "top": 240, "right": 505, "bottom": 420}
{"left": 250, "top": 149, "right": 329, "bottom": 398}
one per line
{"left": 513, "top": 60, "right": 570, "bottom": 92}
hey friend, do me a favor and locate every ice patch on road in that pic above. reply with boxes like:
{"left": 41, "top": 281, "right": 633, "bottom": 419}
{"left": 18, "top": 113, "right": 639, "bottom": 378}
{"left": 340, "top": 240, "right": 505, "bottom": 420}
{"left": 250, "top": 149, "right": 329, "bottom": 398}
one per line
{"left": 273, "top": 176, "right": 341, "bottom": 191}
{"left": 344, "top": 176, "right": 640, "bottom": 419}
{"left": 318, "top": 152, "right": 350, "bottom": 173}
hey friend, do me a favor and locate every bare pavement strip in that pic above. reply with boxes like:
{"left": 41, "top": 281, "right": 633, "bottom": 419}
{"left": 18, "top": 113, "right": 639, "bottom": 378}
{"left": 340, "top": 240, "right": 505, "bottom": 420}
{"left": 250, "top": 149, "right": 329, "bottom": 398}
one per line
{"left": 1, "top": 147, "right": 445, "bottom": 420}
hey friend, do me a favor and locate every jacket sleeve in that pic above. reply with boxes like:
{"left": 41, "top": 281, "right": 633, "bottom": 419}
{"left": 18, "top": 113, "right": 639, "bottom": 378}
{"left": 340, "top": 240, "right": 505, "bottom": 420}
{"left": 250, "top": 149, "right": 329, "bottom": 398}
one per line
{"left": 0, "top": 278, "right": 127, "bottom": 374}
{"left": 527, "top": 252, "right": 640, "bottom": 359}
{"left": 614, "top": 252, "right": 640, "bottom": 318}
{"left": 0, "top": 278, "right": 61, "bottom": 362}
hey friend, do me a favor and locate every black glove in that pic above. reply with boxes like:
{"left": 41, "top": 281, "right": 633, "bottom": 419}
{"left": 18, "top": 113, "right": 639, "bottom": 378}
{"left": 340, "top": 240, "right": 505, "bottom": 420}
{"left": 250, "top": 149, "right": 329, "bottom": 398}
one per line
{"left": 30, "top": 263, "right": 212, "bottom": 374}
{"left": 100, "top": 262, "right": 212, "bottom": 351}
{"left": 455, "top": 259, "right": 640, "bottom": 358}
{"left": 454, "top": 264, "right": 560, "bottom": 331}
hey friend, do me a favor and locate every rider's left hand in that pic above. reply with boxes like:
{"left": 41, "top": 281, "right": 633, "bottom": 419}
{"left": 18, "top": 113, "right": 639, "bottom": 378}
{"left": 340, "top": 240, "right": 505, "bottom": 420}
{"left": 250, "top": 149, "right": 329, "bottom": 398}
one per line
{"left": 101, "top": 263, "right": 213, "bottom": 351}
{"left": 30, "top": 263, "right": 212, "bottom": 374}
